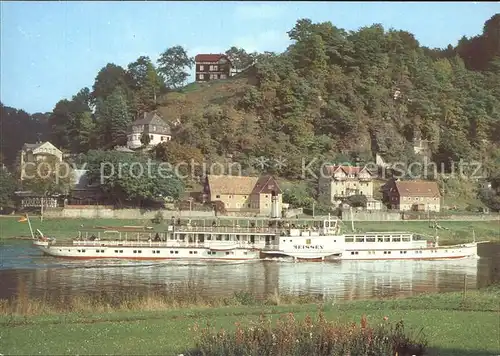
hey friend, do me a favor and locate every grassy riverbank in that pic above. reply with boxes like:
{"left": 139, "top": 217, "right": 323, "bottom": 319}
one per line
{"left": 1, "top": 216, "right": 498, "bottom": 244}
{"left": 1, "top": 285, "right": 499, "bottom": 355}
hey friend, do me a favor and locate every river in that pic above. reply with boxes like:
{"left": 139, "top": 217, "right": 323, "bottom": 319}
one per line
{"left": 1, "top": 240, "right": 499, "bottom": 302}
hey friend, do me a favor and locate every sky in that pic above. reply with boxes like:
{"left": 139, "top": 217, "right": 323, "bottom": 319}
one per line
{"left": 1, "top": 1, "right": 499, "bottom": 114}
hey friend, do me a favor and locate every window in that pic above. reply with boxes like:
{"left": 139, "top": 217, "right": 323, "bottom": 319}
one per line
{"left": 220, "top": 74, "right": 227, "bottom": 79}
{"left": 216, "top": 195, "right": 220, "bottom": 198}
{"left": 198, "top": 74, "right": 204, "bottom": 80}
{"left": 213, "top": 65, "right": 218, "bottom": 71}
{"left": 200, "top": 65, "right": 204, "bottom": 71}
{"left": 161, "top": 136, "right": 164, "bottom": 141}
{"left": 150, "top": 135, "right": 153, "bottom": 140}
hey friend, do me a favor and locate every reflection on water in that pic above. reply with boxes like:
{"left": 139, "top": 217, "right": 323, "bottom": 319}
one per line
{"left": 1, "top": 240, "right": 499, "bottom": 302}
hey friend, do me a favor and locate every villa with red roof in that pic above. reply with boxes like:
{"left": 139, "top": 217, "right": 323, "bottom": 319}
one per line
{"left": 194, "top": 54, "right": 233, "bottom": 82}
{"left": 318, "top": 165, "right": 374, "bottom": 205}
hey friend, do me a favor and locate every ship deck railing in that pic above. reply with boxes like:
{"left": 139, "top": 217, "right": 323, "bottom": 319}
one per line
{"left": 173, "top": 226, "right": 284, "bottom": 234}
{"left": 53, "top": 239, "right": 281, "bottom": 250}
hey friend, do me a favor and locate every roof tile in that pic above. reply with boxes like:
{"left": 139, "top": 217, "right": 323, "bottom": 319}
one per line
{"left": 395, "top": 180, "right": 441, "bottom": 197}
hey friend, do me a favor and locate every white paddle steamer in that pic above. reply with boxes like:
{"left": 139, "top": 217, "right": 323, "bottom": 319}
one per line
{"left": 28, "top": 214, "right": 484, "bottom": 261}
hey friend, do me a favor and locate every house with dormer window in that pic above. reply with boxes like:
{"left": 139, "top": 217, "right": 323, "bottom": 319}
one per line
{"left": 126, "top": 111, "right": 172, "bottom": 149}
{"left": 318, "top": 165, "right": 374, "bottom": 205}
{"left": 19, "top": 141, "right": 63, "bottom": 180}
{"left": 203, "top": 175, "right": 282, "bottom": 216}
{"left": 383, "top": 179, "right": 441, "bottom": 212}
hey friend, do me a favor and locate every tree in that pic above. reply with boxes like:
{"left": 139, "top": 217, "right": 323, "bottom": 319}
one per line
{"left": 91, "top": 63, "right": 132, "bottom": 102}
{"left": 1, "top": 103, "right": 49, "bottom": 167}
{"left": 157, "top": 45, "right": 194, "bottom": 89}
{"left": 95, "top": 87, "right": 132, "bottom": 148}
{"left": 140, "top": 132, "right": 151, "bottom": 147}
{"left": 22, "top": 156, "right": 75, "bottom": 196}
{"left": 345, "top": 194, "right": 368, "bottom": 208}
{"left": 83, "top": 150, "right": 184, "bottom": 206}
{"left": 154, "top": 141, "right": 205, "bottom": 177}
{"left": 225, "top": 47, "right": 255, "bottom": 71}
{"left": 0, "top": 169, "right": 17, "bottom": 209}
{"left": 127, "top": 56, "right": 164, "bottom": 114}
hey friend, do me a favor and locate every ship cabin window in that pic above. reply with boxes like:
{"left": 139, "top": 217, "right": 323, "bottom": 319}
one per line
{"left": 156, "top": 250, "right": 160, "bottom": 253}
{"left": 393, "top": 238, "right": 401, "bottom": 242}
{"left": 133, "top": 250, "right": 137, "bottom": 253}
{"left": 355, "top": 238, "right": 365, "bottom": 242}
{"left": 384, "top": 238, "right": 390, "bottom": 242}
{"left": 402, "top": 237, "right": 410, "bottom": 242}
{"left": 244, "top": 252, "right": 248, "bottom": 255}
{"left": 175, "top": 251, "right": 179, "bottom": 254}
{"left": 189, "top": 251, "right": 193, "bottom": 254}
{"left": 120, "top": 250, "right": 123, "bottom": 253}
{"left": 170, "top": 250, "right": 174, "bottom": 254}
{"left": 378, "top": 238, "right": 384, "bottom": 242}
{"left": 225, "top": 235, "right": 230, "bottom": 241}
{"left": 345, "top": 238, "right": 354, "bottom": 242}
{"left": 115, "top": 250, "right": 118, "bottom": 253}
{"left": 350, "top": 251, "right": 359, "bottom": 255}
{"left": 366, "top": 238, "right": 375, "bottom": 242}
{"left": 96, "top": 249, "right": 100, "bottom": 253}
{"left": 216, "top": 235, "right": 222, "bottom": 241}
{"left": 226, "top": 252, "right": 230, "bottom": 255}
{"left": 82, "top": 249, "right": 85, "bottom": 252}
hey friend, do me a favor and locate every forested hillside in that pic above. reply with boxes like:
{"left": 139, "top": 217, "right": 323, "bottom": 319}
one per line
{"left": 1, "top": 14, "right": 499, "bottom": 182}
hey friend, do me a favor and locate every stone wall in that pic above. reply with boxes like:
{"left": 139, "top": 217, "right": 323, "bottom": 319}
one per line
{"left": 43, "top": 206, "right": 216, "bottom": 219}
{"left": 341, "top": 210, "right": 402, "bottom": 221}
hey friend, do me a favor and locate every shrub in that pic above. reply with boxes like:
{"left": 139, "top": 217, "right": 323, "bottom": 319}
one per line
{"left": 187, "top": 312, "right": 427, "bottom": 356}
{"left": 151, "top": 211, "right": 164, "bottom": 224}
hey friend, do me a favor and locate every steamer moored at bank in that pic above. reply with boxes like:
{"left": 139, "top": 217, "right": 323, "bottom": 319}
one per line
{"left": 28, "top": 214, "right": 484, "bottom": 262}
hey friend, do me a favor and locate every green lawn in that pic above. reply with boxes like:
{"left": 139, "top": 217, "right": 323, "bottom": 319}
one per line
{"left": 1, "top": 286, "right": 499, "bottom": 355}
{"left": 1, "top": 216, "right": 499, "bottom": 245}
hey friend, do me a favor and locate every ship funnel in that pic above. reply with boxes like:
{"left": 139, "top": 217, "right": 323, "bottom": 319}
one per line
{"left": 270, "top": 190, "right": 281, "bottom": 218}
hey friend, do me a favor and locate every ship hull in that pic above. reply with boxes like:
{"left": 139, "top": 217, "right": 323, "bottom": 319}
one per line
{"left": 260, "top": 243, "right": 479, "bottom": 261}
{"left": 33, "top": 242, "right": 260, "bottom": 261}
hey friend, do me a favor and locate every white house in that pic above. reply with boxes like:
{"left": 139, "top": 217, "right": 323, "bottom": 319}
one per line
{"left": 19, "top": 141, "right": 63, "bottom": 180}
{"left": 127, "top": 112, "right": 172, "bottom": 149}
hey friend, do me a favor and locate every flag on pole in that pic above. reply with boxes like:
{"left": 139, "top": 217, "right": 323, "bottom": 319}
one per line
{"left": 18, "top": 215, "right": 28, "bottom": 222}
